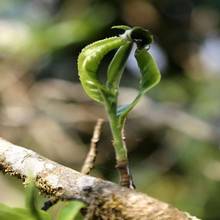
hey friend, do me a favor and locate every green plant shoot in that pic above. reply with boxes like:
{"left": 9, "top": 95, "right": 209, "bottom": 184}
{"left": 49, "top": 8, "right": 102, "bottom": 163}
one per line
{"left": 77, "top": 25, "right": 161, "bottom": 188}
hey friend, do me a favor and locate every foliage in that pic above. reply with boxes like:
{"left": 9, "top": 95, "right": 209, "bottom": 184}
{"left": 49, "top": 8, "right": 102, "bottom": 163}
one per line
{"left": 0, "top": 183, "right": 84, "bottom": 220}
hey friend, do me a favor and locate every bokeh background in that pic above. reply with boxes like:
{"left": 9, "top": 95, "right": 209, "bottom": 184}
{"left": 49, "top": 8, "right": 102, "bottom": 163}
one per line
{"left": 0, "top": 0, "right": 220, "bottom": 219}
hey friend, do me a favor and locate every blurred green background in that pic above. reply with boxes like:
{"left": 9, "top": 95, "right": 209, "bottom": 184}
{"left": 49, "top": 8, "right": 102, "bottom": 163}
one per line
{"left": 0, "top": 0, "right": 220, "bottom": 219}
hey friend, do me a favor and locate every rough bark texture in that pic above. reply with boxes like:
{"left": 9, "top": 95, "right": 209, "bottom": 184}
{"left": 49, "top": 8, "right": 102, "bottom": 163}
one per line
{"left": 0, "top": 138, "right": 200, "bottom": 220}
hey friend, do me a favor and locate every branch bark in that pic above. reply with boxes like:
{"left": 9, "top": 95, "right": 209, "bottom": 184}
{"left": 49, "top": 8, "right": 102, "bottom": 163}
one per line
{"left": 0, "top": 138, "right": 200, "bottom": 220}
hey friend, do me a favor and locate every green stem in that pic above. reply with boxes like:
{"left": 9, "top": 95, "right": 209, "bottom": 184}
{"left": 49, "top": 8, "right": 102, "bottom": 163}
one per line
{"left": 109, "top": 113, "right": 127, "bottom": 161}
{"left": 103, "top": 95, "right": 134, "bottom": 188}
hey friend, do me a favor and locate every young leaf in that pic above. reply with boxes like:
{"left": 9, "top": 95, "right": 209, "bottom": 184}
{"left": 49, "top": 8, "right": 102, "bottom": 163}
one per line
{"left": 117, "top": 47, "right": 161, "bottom": 119}
{"left": 135, "top": 48, "right": 161, "bottom": 94}
{"left": 57, "top": 201, "right": 85, "bottom": 220}
{"left": 78, "top": 36, "right": 127, "bottom": 103}
{"left": 107, "top": 42, "right": 132, "bottom": 93}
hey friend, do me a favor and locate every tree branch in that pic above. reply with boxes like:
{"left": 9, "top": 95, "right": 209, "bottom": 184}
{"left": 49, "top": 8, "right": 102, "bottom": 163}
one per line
{"left": 81, "top": 118, "right": 104, "bottom": 175}
{"left": 0, "top": 138, "right": 200, "bottom": 220}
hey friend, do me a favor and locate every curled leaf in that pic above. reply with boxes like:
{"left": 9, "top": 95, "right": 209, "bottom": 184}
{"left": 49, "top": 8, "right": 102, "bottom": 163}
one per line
{"left": 135, "top": 48, "right": 161, "bottom": 94}
{"left": 117, "top": 47, "right": 161, "bottom": 119}
{"left": 78, "top": 37, "right": 127, "bottom": 102}
{"left": 107, "top": 41, "right": 132, "bottom": 93}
